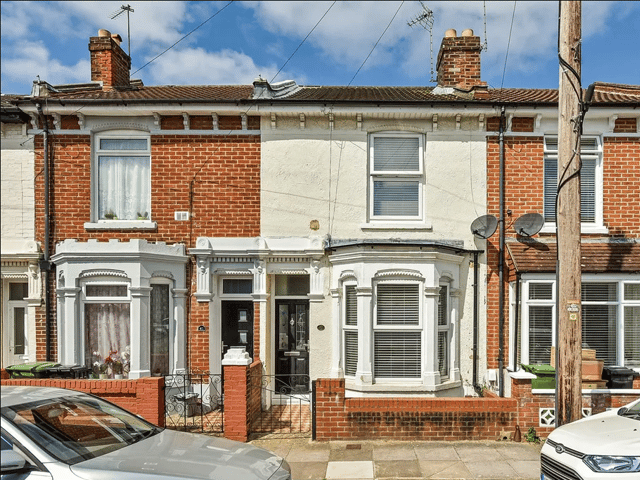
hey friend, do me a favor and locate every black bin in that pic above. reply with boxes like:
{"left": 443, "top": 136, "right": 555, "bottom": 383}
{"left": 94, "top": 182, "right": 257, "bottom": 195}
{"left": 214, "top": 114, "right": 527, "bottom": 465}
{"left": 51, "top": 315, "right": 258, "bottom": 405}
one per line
{"left": 47, "top": 365, "right": 92, "bottom": 379}
{"left": 602, "top": 366, "right": 636, "bottom": 389}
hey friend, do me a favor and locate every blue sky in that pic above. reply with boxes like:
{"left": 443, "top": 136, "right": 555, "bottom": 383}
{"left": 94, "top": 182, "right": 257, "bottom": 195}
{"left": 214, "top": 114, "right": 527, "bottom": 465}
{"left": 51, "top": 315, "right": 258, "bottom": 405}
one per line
{"left": 1, "top": 1, "right": 638, "bottom": 95}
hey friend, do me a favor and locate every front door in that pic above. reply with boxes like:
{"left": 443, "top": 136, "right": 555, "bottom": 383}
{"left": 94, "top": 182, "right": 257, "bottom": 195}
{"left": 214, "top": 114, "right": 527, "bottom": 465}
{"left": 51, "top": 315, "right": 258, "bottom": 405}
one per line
{"left": 5, "top": 282, "right": 28, "bottom": 366}
{"left": 275, "top": 300, "right": 309, "bottom": 393}
{"left": 221, "top": 301, "right": 253, "bottom": 359}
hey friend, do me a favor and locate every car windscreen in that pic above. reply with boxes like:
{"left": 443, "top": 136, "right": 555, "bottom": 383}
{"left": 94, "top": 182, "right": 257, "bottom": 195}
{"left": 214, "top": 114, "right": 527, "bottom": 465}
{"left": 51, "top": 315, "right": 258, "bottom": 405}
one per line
{"left": 1, "top": 394, "right": 161, "bottom": 465}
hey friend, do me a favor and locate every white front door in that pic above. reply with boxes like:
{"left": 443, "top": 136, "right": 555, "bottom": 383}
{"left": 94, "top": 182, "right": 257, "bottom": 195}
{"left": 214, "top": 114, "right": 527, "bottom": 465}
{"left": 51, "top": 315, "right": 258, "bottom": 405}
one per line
{"left": 5, "top": 282, "right": 29, "bottom": 366}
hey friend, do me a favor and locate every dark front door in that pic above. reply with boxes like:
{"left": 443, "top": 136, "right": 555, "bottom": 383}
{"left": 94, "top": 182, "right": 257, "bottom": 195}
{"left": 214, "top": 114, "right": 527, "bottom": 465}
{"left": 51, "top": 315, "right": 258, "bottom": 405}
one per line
{"left": 222, "top": 301, "right": 253, "bottom": 359}
{"left": 275, "top": 300, "right": 309, "bottom": 393}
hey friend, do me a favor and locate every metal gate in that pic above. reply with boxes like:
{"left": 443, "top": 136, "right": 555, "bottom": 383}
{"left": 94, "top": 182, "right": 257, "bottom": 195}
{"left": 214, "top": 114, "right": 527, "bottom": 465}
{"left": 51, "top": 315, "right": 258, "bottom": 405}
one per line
{"left": 164, "top": 373, "right": 223, "bottom": 434}
{"left": 251, "top": 373, "right": 312, "bottom": 438}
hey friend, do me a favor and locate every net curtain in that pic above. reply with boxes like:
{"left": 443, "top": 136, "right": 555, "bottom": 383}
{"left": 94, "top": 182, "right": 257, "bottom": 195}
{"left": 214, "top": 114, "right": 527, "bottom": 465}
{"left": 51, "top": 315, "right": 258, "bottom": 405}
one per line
{"left": 98, "top": 154, "right": 150, "bottom": 220}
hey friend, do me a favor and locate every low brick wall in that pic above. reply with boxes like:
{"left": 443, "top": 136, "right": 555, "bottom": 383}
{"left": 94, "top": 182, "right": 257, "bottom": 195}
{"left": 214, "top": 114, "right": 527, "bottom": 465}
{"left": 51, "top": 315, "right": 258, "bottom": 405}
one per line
{"left": 512, "top": 375, "right": 640, "bottom": 438}
{"left": 1, "top": 372, "right": 165, "bottom": 427}
{"left": 314, "top": 379, "right": 518, "bottom": 441}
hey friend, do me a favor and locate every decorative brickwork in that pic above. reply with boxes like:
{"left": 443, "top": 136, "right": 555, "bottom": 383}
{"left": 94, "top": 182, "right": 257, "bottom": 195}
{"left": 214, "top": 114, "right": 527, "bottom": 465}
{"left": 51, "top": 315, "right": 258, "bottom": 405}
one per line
{"left": 613, "top": 117, "right": 637, "bottom": 133}
{"left": 1, "top": 374, "right": 165, "bottom": 426}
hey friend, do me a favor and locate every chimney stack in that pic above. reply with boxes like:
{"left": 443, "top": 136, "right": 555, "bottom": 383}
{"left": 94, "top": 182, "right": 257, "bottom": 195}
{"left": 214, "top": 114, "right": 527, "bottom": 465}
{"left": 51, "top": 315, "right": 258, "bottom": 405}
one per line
{"left": 436, "top": 29, "right": 487, "bottom": 95}
{"left": 89, "top": 29, "right": 131, "bottom": 91}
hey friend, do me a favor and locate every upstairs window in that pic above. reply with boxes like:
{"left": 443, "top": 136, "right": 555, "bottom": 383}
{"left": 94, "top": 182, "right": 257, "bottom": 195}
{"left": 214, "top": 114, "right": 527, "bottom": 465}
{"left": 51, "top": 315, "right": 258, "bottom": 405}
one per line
{"left": 95, "top": 134, "right": 151, "bottom": 221}
{"left": 543, "top": 136, "right": 602, "bottom": 228}
{"left": 370, "top": 134, "right": 423, "bottom": 221}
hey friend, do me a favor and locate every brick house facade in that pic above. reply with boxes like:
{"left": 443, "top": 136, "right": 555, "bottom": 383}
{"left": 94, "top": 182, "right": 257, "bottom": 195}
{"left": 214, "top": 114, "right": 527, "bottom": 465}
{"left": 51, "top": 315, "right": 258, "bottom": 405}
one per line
{"left": 8, "top": 26, "right": 639, "bottom": 436}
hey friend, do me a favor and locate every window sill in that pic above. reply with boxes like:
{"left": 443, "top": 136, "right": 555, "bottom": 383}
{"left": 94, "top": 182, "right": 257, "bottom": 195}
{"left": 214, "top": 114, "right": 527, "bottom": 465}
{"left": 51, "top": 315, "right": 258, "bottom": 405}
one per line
{"left": 84, "top": 221, "right": 157, "bottom": 231}
{"left": 360, "top": 221, "right": 433, "bottom": 231}
{"left": 540, "top": 224, "right": 609, "bottom": 235}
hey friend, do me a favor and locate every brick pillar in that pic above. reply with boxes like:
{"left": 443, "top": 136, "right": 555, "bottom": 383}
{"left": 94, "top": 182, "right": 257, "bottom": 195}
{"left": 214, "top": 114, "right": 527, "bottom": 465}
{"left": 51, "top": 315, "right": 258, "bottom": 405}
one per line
{"left": 222, "top": 348, "right": 252, "bottom": 442}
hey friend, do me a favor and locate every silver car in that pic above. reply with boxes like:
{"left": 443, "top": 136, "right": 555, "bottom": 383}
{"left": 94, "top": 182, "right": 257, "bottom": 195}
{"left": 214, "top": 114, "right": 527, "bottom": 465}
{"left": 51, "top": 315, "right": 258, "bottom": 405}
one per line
{"left": 1, "top": 385, "right": 291, "bottom": 479}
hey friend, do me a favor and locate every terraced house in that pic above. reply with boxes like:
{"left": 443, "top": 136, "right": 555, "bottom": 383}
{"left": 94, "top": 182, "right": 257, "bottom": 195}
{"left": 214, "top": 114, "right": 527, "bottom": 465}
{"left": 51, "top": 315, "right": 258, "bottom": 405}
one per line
{"left": 6, "top": 27, "right": 639, "bottom": 440}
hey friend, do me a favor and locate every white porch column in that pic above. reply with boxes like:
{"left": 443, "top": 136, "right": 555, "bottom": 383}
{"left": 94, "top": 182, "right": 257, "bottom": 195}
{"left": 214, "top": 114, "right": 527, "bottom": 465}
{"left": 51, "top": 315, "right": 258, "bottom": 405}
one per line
{"left": 129, "top": 285, "right": 152, "bottom": 378}
{"left": 329, "top": 288, "right": 342, "bottom": 377}
{"left": 58, "top": 285, "right": 81, "bottom": 366}
{"left": 355, "top": 286, "right": 372, "bottom": 385}
{"left": 423, "top": 286, "right": 441, "bottom": 387}
{"left": 172, "top": 288, "right": 188, "bottom": 374}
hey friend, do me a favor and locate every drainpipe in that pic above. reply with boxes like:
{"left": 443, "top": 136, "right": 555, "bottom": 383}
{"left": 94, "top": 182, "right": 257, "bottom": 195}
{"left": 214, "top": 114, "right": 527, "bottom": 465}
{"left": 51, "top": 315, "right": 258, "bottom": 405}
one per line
{"left": 498, "top": 106, "right": 506, "bottom": 397}
{"left": 36, "top": 103, "right": 52, "bottom": 361}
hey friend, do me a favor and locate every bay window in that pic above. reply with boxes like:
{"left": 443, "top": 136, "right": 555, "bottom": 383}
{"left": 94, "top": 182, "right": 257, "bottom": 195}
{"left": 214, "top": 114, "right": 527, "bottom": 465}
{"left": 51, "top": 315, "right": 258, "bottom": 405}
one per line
{"left": 373, "top": 283, "right": 421, "bottom": 379}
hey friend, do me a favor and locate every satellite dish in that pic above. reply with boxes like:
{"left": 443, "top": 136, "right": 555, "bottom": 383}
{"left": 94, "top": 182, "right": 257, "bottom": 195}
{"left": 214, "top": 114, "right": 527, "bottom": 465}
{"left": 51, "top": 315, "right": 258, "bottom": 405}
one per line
{"left": 514, "top": 213, "right": 545, "bottom": 237}
{"left": 470, "top": 215, "right": 498, "bottom": 239}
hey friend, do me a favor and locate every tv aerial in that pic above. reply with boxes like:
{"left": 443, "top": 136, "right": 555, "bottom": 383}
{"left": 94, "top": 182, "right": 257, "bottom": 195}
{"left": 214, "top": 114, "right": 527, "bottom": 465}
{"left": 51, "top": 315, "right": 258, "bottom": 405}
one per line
{"left": 110, "top": 4, "right": 134, "bottom": 57}
{"left": 513, "top": 213, "right": 545, "bottom": 237}
{"left": 470, "top": 214, "right": 498, "bottom": 239}
{"left": 407, "top": 1, "right": 436, "bottom": 83}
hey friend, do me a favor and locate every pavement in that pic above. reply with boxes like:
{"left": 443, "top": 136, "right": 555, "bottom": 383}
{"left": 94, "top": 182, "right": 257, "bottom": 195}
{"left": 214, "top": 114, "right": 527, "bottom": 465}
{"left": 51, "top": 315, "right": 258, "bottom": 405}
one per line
{"left": 249, "top": 437, "right": 543, "bottom": 480}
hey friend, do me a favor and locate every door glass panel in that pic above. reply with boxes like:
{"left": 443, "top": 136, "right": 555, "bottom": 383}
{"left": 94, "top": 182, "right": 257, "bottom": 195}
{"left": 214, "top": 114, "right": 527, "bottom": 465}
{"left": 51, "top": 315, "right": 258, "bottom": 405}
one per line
{"left": 13, "top": 307, "right": 26, "bottom": 355}
{"left": 295, "top": 304, "right": 308, "bottom": 351}
{"left": 9, "top": 283, "right": 28, "bottom": 300}
{"left": 150, "top": 285, "right": 170, "bottom": 376}
{"left": 275, "top": 275, "right": 309, "bottom": 296}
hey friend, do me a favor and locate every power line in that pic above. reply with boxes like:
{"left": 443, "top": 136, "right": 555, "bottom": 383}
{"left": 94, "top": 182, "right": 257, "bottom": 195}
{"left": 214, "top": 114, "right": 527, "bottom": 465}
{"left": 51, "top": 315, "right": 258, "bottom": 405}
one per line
{"left": 131, "top": 1, "right": 234, "bottom": 77}
{"left": 348, "top": 1, "right": 405, "bottom": 86}
{"left": 271, "top": 1, "right": 337, "bottom": 83}
{"left": 499, "top": 2, "right": 517, "bottom": 91}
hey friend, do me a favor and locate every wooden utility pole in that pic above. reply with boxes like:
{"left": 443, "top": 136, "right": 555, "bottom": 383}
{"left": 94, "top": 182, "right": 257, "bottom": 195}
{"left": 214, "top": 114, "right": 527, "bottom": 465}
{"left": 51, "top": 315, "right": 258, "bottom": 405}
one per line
{"left": 556, "top": 0, "right": 583, "bottom": 427}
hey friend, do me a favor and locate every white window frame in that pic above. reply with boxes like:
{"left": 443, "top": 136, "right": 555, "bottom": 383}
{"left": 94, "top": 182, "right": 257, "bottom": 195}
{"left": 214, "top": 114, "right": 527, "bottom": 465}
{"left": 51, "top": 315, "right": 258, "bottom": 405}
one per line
{"left": 150, "top": 279, "right": 174, "bottom": 377}
{"left": 88, "top": 130, "right": 154, "bottom": 229}
{"left": 372, "top": 279, "right": 423, "bottom": 381}
{"left": 369, "top": 133, "right": 424, "bottom": 222}
{"left": 437, "top": 283, "right": 451, "bottom": 381}
{"left": 342, "top": 282, "right": 358, "bottom": 378}
{"left": 82, "top": 279, "right": 131, "bottom": 377}
{"left": 541, "top": 135, "right": 606, "bottom": 234}
{"left": 513, "top": 274, "right": 640, "bottom": 370}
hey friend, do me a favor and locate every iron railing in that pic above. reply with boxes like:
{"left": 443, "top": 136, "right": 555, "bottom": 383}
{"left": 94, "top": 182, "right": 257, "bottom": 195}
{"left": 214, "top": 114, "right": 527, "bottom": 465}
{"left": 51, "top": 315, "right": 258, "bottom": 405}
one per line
{"left": 251, "top": 373, "right": 312, "bottom": 438}
{"left": 164, "top": 372, "right": 223, "bottom": 434}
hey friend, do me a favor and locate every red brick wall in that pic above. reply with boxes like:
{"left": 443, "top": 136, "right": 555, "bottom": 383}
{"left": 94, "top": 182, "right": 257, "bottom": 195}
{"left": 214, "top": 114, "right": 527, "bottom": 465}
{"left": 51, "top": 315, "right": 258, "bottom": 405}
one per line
{"left": 436, "top": 35, "right": 484, "bottom": 89}
{"left": 33, "top": 122, "right": 261, "bottom": 368}
{"left": 485, "top": 135, "right": 640, "bottom": 369}
{"left": 314, "top": 379, "right": 518, "bottom": 441}
{"left": 89, "top": 36, "right": 130, "bottom": 90}
{"left": 1, "top": 375, "right": 165, "bottom": 426}
{"left": 613, "top": 117, "right": 637, "bottom": 133}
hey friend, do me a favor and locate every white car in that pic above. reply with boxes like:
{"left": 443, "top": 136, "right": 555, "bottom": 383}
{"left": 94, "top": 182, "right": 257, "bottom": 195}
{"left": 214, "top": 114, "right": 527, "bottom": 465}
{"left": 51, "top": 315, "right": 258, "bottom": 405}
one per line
{"left": 540, "top": 398, "right": 640, "bottom": 479}
{"left": 1, "top": 385, "right": 291, "bottom": 479}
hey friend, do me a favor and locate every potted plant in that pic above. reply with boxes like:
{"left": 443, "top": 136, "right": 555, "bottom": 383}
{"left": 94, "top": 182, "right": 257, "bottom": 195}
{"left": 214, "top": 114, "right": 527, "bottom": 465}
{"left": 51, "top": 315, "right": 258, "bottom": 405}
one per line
{"left": 104, "top": 210, "right": 118, "bottom": 220}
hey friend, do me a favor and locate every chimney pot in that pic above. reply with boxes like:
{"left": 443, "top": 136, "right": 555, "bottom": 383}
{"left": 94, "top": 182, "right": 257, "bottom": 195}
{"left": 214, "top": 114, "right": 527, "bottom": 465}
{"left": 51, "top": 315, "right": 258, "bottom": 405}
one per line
{"left": 111, "top": 34, "right": 123, "bottom": 46}
{"left": 445, "top": 29, "right": 457, "bottom": 38}
{"left": 462, "top": 29, "right": 474, "bottom": 37}
{"left": 98, "top": 28, "right": 111, "bottom": 37}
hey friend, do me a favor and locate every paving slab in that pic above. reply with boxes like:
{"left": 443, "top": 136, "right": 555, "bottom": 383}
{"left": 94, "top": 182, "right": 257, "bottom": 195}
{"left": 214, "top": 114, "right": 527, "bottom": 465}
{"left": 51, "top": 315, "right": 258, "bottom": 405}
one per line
{"left": 466, "top": 460, "right": 519, "bottom": 478}
{"left": 376, "top": 459, "right": 422, "bottom": 478}
{"left": 373, "top": 443, "right": 418, "bottom": 461}
{"left": 329, "top": 442, "right": 374, "bottom": 462}
{"left": 507, "top": 459, "right": 541, "bottom": 479}
{"left": 418, "top": 460, "right": 472, "bottom": 479}
{"left": 414, "top": 445, "right": 461, "bottom": 461}
{"left": 454, "top": 444, "right": 502, "bottom": 463}
{"left": 326, "top": 460, "right": 374, "bottom": 479}
{"left": 288, "top": 461, "right": 327, "bottom": 480}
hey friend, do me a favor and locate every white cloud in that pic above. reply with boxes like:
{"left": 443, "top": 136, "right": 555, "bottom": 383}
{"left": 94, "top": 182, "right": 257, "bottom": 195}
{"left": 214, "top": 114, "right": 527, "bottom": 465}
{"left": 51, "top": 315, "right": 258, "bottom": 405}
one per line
{"left": 0, "top": 40, "right": 89, "bottom": 89}
{"left": 145, "top": 46, "right": 293, "bottom": 85}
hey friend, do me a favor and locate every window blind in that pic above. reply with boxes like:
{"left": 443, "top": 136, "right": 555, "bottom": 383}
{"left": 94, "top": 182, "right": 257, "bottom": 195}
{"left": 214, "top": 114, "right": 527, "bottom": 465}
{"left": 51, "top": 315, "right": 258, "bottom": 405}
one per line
{"left": 376, "top": 284, "right": 420, "bottom": 325}
{"left": 344, "top": 331, "right": 358, "bottom": 376}
{"left": 374, "top": 332, "right": 421, "bottom": 378}
{"left": 373, "top": 181, "right": 419, "bottom": 216}
{"left": 529, "top": 306, "right": 553, "bottom": 364}
{"left": 373, "top": 137, "right": 420, "bottom": 172}
{"left": 345, "top": 285, "right": 357, "bottom": 326}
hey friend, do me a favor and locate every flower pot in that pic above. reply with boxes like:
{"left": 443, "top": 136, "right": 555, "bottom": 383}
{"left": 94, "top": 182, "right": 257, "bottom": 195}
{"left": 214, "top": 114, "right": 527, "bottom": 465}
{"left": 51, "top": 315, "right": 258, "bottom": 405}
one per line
{"left": 114, "top": 374, "right": 123, "bottom": 379}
